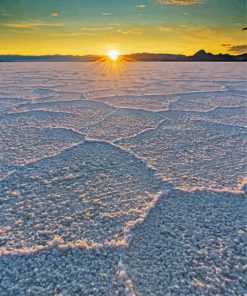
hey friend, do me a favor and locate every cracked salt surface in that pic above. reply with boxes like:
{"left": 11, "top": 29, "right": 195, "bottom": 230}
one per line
{"left": 125, "top": 190, "right": 247, "bottom": 295}
{"left": 0, "top": 141, "right": 165, "bottom": 254}
{"left": 0, "top": 62, "right": 246, "bottom": 295}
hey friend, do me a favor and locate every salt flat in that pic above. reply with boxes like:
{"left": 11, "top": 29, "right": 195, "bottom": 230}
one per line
{"left": 0, "top": 62, "right": 246, "bottom": 295}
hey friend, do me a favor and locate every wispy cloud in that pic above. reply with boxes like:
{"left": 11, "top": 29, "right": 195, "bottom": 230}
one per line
{"left": 50, "top": 24, "right": 119, "bottom": 37}
{"left": 1, "top": 21, "right": 64, "bottom": 28}
{"left": 108, "top": 23, "right": 121, "bottom": 26}
{"left": 81, "top": 26, "right": 114, "bottom": 31}
{"left": 241, "top": 27, "right": 247, "bottom": 31}
{"left": 51, "top": 11, "right": 59, "bottom": 17}
{"left": 157, "top": 24, "right": 216, "bottom": 42}
{"left": 50, "top": 32, "right": 96, "bottom": 37}
{"left": 117, "top": 27, "right": 143, "bottom": 35}
{"left": 137, "top": 4, "right": 147, "bottom": 8}
{"left": 158, "top": 24, "right": 203, "bottom": 33}
{"left": 102, "top": 12, "right": 111, "bottom": 16}
{"left": 159, "top": 0, "right": 204, "bottom": 5}
{"left": 157, "top": 26, "right": 174, "bottom": 32}
{"left": 228, "top": 44, "right": 247, "bottom": 53}
{"left": 0, "top": 9, "right": 13, "bottom": 16}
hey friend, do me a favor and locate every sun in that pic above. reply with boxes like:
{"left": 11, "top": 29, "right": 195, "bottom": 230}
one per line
{"left": 108, "top": 49, "right": 119, "bottom": 61}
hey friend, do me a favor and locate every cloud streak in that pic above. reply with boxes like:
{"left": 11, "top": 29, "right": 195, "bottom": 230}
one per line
{"left": 137, "top": 4, "right": 147, "bottom": 8}
{"left": 228, "top": 44, "right": 247, "bottom": 53}
{"left": 159, "top": 0, "right": 204, "bottom": 5}
{"left": 81, "top": 26, "right": 114, "bottom": 31}
{"left": 1, "top": 21, "right": 64, "bottom": 28}
{"left": 117, "top": 27, "right": 143, "bottom": 35}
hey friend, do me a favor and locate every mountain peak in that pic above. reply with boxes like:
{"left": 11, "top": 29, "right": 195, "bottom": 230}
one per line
{"left": 193, "top": 49, "right": 211, "bottom": 57}
{"left": 196, "top": 49, "right": 207, "bottom": 54}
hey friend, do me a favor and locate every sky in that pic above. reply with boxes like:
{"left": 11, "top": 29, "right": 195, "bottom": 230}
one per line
{"left": 0, "top": 0, "right": 246, "bottom": 55}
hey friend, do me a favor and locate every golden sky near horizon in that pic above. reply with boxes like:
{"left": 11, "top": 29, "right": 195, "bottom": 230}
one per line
{"left": 0, "top": 0, "right": 246, "bottom": 55}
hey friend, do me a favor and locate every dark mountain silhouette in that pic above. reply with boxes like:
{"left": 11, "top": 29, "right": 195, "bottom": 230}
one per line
{"left": 187, "top": 50, "right": 246, "bottom": 62}
{"left": 124, "top": 53, "right": 185, "bottom": 61}
{"left": 125, "top": 50, "right": 246, "bottom": 62}
{"left": 0, "top": 50, "right": 246, "bottom": 62}
{"left": 0, "top": 54, "right": 99, "bottom": 62}
{"left": 190, "top": 49, "right": 214, "bottom": 60}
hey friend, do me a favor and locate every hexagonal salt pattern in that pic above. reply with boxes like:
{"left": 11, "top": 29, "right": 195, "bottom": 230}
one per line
{"left": 0, "top": 123, "right": 85, "bottom": 179}
{"left": 0, "top": 141, "right": 165, "bottom": 254}
{"left": 116, "top": 113, "right": 246, "bottom": 192}
{"left": 125, "top": 189, "right": 247, "bottom": 296}
{"left": 0, "top": 62, "right": 246, "bottom": 296}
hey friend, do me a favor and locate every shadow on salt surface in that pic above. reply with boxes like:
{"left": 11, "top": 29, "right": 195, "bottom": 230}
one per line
{"left": 0, "top": 140, "right": 168, "bottom": 255}
{"left": 0, "top": 247, "right": 124, "bottom": 296}
{"left": 125, "top": 189, "right": 247, "bottom": 296}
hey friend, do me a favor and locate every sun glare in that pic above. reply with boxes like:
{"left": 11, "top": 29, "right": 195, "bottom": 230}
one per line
{"left": 108, "top": 49, "right": 119, "bottom": 61}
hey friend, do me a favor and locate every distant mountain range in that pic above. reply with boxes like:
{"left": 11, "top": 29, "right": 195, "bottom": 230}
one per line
{"left": 125, "top": 50, "right": 247, "bottom": 62}
{"left": 0, "top": 50, "right": 246, "bottom": 62}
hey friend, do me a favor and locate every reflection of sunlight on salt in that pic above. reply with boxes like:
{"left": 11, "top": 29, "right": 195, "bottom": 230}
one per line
{"left": 98, "top": 55, "right": 131, "bottom": 76}
{"left": 86, "top": 52, "right": 136, "bottom": 78}
{"left": 85, "top": 54, "right": 136, "bottom": 97}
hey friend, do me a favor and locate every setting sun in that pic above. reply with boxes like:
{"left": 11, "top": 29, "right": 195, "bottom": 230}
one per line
{"left": 108, "top": 50, "right": 119, "bottom": 61}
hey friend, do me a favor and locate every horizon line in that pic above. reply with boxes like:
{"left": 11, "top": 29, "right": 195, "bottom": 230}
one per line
{"left": 0, "top": 50, "right": 246, "bottom": 57}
